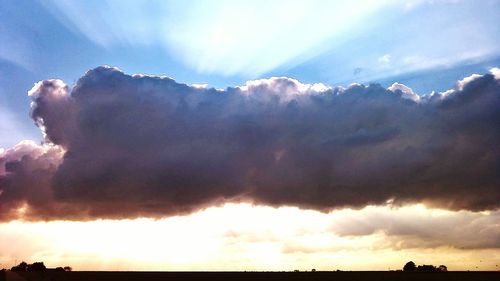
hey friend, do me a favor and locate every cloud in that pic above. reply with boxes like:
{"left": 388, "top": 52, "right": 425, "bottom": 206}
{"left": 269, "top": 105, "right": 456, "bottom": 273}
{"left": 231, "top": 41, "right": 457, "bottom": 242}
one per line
{"left": 215, "top": 204, "right": 500, "bottom": 251}
{"left": 388, "top": 82, "right": 420, "bottom": 102}
{"left": 0, "top": 141, "right": 64, "bottom": 221}
{"left": 1, "top": 203, "right": 497, "bottom": 272}
{"left": 378, "top": 54, "right": 391, "bottom": 65}
{"left": 0, "top": 205, "right": 498, "bottom": 272}
{"left": 329, "top": 206, "right": 500, "bottom": 249}
{"left": 28, "top": 79, "right": 76, "bottom": 146}
{"left": 0, "top": 66, "right": 499, "bottom": 220}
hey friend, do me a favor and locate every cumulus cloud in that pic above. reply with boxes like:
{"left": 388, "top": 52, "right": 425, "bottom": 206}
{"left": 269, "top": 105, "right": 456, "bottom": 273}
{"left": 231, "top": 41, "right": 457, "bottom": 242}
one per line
{"left": 0, "top": 66, "right": 499, "bottom": 220}
{"left": 28, "top": 79, "right": 77, "bottom": 146}
{"left": 0, "top": 141, "right": 64, "bottom": 220}
{"left": 388, "top": 82, "right": 420, "bottom": 102}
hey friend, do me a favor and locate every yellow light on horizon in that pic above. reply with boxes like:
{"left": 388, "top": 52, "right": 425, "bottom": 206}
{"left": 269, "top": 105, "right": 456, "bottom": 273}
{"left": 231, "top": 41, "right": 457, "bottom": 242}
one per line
{"left": 0, "top": 203, "right": 498, "bottom": 271}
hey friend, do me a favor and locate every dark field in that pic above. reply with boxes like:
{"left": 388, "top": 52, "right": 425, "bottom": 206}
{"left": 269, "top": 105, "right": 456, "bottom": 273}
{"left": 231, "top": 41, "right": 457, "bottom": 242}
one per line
{"left": 2, "top": 271, "right": 499, "bottom": 281}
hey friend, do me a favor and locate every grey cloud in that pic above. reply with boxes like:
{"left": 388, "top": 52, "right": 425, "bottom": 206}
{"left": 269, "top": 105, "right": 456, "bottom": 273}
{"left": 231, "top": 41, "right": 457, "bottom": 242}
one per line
{"left": 0, "top": 66, "right": 499, "bottom": 220}
{"left": 330, "top": 209, "right": 500, "bottom": 249}
{"left": 28, "top": 79, "right": 76, "bottom": 146}
{"left": 0, "top": 141, "right": 65, "bottom": 220}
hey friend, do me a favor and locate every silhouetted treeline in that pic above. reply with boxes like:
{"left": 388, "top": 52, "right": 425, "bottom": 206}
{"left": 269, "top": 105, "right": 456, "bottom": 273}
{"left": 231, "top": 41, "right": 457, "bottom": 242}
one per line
{"left": 5, "top": 260, "right": 451, "bottom": 274}
{"left": 403, "top": 261, "right": 447, "bottom": 272}
{"left": 11, "top": 261, "right": 44, "bottom": 272}
{"left": 10, "top": 261, "right": 71, "bottom": 272}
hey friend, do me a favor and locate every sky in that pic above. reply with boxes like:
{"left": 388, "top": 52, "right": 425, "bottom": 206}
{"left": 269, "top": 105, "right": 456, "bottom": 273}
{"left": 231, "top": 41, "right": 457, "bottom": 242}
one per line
{"left": 0, "top": 0, "right": 499, "bottom": 271}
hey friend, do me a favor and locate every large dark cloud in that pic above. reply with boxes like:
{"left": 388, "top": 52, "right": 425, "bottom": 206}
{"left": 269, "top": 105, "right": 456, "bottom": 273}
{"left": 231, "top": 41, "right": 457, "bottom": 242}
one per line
{"left": 0, "top": 66, "right": 499, "bottom": 220}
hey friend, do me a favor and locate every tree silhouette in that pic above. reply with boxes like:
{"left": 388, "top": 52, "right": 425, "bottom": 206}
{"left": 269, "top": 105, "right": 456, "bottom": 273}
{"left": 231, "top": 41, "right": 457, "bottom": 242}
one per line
{"left": 403, "top": 261, "right": 416, "bottom": 272}
{"left": 403, "top": 262, "right": 448, "bottom": 272}
{"left": 417, "top": 265, "right": 437, "bottom": 272}
{"left": 27, "top": 262, "right": 46, "bottom": 272}
{"left": 11, "top": 261, "right": 28, "bottom": 272}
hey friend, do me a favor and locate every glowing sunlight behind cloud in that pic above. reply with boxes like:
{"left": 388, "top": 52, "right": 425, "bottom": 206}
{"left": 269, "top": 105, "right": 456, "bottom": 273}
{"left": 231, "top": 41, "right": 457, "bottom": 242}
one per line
{"left": 0, "top": 203, "right": 498, "bottom": 271}
{"left": 43, "top": 0, "right": 389, "bottom": 76}
{"left": 164, "top": 0, "right": 387, "bottom": 75}
{"left": 36, "top": 0, "right": 500, "bottom": 82}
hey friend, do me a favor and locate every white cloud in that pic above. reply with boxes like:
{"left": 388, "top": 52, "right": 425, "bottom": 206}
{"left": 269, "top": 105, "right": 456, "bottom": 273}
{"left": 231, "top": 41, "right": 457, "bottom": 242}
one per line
{"left": 388, "top": 82, "right": 420, "bottom": 102}
{"left": 378, "top": 54, "right": 391, "bottom": 65}
{"left": 490, "top": 67, "right": 500, "bottom": 79}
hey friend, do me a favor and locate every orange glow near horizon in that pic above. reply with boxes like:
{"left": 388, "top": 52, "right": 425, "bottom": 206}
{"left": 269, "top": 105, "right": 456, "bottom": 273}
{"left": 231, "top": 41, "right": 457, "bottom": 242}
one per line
{"left": 1, "top": 203, "right": 499, "bottom": 271}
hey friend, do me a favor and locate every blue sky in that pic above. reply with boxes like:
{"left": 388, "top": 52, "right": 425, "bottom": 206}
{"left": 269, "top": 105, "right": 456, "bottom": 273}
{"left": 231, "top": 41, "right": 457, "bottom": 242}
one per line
{"left": 1, "top": 0, "right": 499, "bottom": 148}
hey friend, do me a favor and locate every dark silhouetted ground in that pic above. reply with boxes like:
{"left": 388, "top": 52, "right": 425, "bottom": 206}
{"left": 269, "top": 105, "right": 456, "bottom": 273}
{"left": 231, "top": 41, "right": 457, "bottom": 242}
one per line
{"left": 1, "top": 270, "right": 499, "bottom": 281}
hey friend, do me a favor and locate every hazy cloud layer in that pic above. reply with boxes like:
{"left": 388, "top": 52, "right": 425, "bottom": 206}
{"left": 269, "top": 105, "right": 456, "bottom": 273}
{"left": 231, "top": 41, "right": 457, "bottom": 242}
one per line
{"left": 328, "top": 207, "right": 500, "bottom": 250}
{"left": 2, "top": 204, "right": 499, "bottom": 270}
{"left": 0, "top": 66, "right": 499, "bottom": 220}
